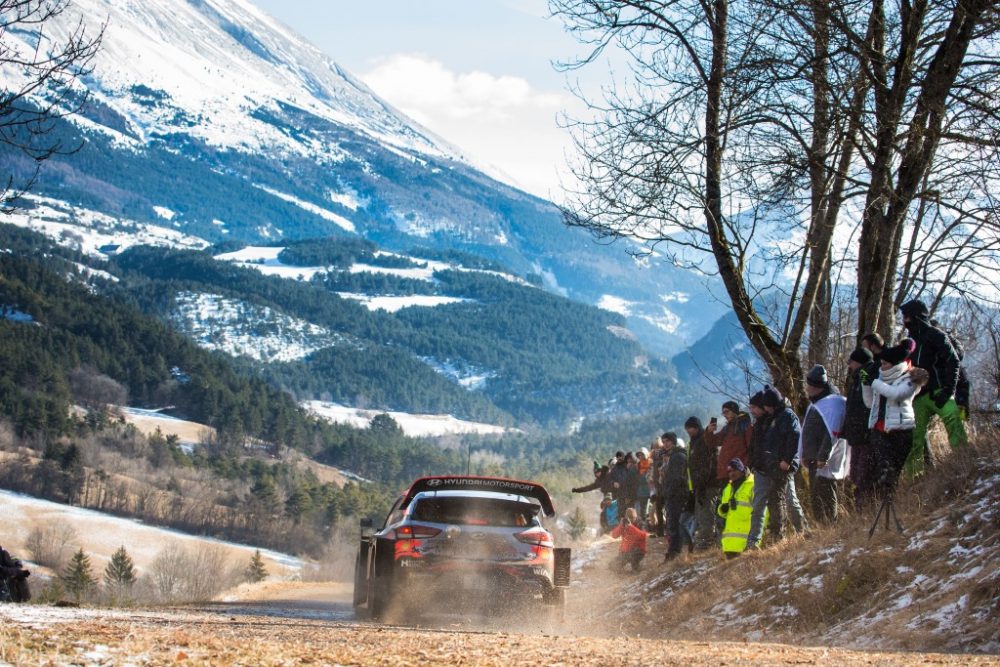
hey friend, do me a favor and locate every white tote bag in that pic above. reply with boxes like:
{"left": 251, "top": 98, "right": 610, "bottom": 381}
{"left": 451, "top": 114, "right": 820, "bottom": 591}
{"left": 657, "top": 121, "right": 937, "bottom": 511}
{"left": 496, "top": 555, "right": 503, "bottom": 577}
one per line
{"left": 817, "top": 437, "right": 851, "bottom": 480}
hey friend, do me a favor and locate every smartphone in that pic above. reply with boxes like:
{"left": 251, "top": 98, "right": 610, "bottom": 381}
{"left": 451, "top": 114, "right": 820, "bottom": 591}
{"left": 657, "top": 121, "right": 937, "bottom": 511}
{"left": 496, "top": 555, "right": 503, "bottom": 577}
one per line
{"left": 710, "top": 417, "right": 718, "bottom": 425}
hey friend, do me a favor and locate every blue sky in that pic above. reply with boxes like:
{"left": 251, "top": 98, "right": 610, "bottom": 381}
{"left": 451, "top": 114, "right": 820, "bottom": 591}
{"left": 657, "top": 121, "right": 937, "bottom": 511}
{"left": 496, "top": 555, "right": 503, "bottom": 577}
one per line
{"left": 251, "top": 0, "right": 594, "bottom": 200}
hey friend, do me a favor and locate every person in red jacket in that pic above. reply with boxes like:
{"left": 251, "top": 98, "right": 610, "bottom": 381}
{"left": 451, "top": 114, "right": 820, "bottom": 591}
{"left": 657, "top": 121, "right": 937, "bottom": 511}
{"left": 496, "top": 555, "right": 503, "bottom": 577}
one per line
{"left": 609, "top": 508, "right": 647, "bottom": 573}
{"left": 704, "top": 400, "right": 753, "bottom": 484}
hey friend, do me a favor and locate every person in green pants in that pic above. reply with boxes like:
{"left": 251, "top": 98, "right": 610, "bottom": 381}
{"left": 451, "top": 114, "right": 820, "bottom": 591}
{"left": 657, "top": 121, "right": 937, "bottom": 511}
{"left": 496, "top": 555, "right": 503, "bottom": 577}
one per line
{"left": 900, "top": 300, "right": 967, "bottom": 476}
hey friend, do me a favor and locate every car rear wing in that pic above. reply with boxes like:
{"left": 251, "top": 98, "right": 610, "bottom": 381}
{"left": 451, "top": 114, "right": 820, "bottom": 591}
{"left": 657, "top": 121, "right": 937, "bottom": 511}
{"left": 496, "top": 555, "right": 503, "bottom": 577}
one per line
{"left": 402, "top": 476, "right": 556, "bottom": 517}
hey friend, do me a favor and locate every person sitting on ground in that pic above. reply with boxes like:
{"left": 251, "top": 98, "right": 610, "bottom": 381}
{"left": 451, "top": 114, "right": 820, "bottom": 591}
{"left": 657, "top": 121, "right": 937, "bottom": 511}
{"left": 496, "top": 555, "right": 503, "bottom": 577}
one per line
{"left": 0, "top": 544, "right": 31, "bottom": 603}
{"left": 717, "top": 459, "right": 758, "bottom": 559}
{"left": 609, "top": 507, "right": 648, "bottom": 573}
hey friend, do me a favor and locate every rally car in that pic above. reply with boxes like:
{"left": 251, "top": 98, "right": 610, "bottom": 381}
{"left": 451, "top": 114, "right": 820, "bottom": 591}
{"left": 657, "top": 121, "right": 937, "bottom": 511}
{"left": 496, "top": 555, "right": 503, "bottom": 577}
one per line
{"left": 353, "top": 476, "right": 571, "bottom": 622}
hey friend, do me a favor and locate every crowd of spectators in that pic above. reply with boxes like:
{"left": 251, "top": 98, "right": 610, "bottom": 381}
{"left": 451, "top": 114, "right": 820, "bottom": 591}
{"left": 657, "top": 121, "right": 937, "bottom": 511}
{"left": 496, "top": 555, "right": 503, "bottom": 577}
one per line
{"left": 574, "top": 299, "right": 968, "bottom": 567}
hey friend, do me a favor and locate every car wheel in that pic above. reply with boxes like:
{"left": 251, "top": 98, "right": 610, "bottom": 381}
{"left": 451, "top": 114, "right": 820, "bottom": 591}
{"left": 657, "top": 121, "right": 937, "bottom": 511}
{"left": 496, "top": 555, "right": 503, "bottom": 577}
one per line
{"left": 352, "top": 550, "right": 367, "bottom": 611}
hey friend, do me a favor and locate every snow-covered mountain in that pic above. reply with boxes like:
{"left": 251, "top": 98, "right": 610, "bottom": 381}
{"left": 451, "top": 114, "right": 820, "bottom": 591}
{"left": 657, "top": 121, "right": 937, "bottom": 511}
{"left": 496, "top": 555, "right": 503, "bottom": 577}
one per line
{"left": 1, "top": 0, "right": 730, "bottom": 359}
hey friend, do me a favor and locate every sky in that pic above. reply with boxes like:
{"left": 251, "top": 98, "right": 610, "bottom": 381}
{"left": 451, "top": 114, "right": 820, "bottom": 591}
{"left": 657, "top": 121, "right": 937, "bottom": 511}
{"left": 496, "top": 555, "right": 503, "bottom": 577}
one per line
{"left": 250, "top": 0, "right": 596, "bottom": 202}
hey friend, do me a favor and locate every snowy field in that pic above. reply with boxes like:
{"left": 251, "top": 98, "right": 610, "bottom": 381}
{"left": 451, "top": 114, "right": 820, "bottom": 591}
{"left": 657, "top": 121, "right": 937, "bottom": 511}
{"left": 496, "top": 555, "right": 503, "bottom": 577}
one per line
{"left": 119, "top": 407, "right": 215, "bottom": 446}
{"left": 0, "top": 490, "right": 303, "bottom": 574}
{"left": 302, "top": 400, "right": 508, "bottom": 437}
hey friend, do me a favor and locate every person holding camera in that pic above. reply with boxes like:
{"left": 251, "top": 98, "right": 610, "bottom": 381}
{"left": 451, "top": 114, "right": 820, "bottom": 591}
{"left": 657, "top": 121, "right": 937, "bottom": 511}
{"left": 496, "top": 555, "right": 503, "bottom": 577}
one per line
{"left": 609, "top": 507, "right": 648, "bottom": 573}
{"left": 717, "top": 459, "right": 756, "bottom": 559}
{"left": 862, "top": 339, "right": 927, "bottom": 496}
{"left": 0, "top": 544, "right": 31, "bottom": 603}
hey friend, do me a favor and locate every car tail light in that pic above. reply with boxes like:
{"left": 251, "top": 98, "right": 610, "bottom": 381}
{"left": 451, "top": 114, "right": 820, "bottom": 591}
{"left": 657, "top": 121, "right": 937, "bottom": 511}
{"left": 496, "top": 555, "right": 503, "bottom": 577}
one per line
{"left": 393, "top": 524, "right": 441, "bottom": 560}
{"left": 515, "top": 528, "right": 553, "bottom": 548}
{"left": 395, "top": 524, "right": 441, "bottom": 538}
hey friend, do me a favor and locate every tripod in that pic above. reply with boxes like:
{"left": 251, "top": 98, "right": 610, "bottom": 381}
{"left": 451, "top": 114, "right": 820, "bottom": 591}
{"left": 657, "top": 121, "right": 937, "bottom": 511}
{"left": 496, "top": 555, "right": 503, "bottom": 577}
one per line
{"left": 868, "top": 491, "right": 904, "bottom": 539}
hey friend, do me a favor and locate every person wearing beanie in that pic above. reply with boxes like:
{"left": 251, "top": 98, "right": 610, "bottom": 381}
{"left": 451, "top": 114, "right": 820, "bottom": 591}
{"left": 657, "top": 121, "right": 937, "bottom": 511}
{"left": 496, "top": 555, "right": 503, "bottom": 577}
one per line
{"left": 844, "top": 348, "right": 879, "bottom": 510}
{"left": 861, "top": 333, "right": 885, "bottom": 360}
{"left": 863, "top": 339, "right": 929, "bottom": 497}
{"left": 685, "top": 416, "right": 719, "bottom": 550}
{"left": 760, "top": 385, "right": 784, "bottom": 408}
{"left": 800, "top": 364, "right": 847, "bottom": 524}
{"left": 746, "top": 385, "right": 802, "bottom": 549}
{"left": 705, "top": 401, "right": 753, "bottom": 487}
{"left": 900, "top": 300, "right": 967, "bottom": 476}
{"left": 658, "top": 432, "right": 692, "bottom": 560}
{"left": 606, "top": 449, "right": 630, "bottom": 504}
{"left": 716, "top": 458, "right": 756, "bottom": 558}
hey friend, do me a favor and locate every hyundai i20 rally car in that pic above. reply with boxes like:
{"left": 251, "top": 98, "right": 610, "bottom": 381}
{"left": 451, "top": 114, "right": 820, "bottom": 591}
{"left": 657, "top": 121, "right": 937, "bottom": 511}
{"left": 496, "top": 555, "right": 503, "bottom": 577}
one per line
{"left": 353, "top": 476, "right": 571, "bottom": 622}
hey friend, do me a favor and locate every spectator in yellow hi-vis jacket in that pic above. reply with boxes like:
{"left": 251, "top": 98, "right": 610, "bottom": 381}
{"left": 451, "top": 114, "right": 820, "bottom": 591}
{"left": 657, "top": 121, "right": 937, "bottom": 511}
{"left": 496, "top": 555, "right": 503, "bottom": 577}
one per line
{"left": 717, "top": 458, "right": 763, "bottom": 559}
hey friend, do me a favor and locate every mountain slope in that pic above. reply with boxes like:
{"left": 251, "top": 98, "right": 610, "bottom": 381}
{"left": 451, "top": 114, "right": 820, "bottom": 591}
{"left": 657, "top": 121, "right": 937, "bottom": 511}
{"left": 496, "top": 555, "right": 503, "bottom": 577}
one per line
{"left": 0, "top": 0, "right": 730, "bottom": 360}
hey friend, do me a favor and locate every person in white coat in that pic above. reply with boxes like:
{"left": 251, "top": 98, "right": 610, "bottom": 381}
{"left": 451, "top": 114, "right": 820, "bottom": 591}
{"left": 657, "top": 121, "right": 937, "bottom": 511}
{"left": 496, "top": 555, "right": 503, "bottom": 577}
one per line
{"left": 862, "top": 338, "right": 928, "bottom": 496}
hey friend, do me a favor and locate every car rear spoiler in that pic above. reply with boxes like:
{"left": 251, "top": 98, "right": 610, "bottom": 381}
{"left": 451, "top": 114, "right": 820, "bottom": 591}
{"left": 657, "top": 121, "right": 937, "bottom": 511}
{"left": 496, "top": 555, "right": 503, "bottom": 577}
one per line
{"left": 402, "top": 476, "right": 556, "bottom": 517}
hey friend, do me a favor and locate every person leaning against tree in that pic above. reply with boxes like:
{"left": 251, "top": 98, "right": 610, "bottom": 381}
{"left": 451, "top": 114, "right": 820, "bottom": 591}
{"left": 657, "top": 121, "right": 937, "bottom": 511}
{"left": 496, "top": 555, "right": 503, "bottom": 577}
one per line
{"left": 899, "top": 300, "right": 967, "bottom": 476}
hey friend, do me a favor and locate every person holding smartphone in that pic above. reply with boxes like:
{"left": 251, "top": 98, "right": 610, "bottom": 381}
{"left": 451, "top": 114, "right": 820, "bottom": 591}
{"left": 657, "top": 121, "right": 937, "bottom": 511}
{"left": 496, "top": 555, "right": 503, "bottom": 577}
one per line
{"left": 704, "top": 401, "right": 752, "bottom": 490}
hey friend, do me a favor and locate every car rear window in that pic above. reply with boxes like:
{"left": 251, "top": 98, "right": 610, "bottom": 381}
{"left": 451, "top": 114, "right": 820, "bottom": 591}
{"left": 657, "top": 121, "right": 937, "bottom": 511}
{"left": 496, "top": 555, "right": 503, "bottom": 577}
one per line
{"left": 410, "top": 497, "right": 539, "bottom": 527}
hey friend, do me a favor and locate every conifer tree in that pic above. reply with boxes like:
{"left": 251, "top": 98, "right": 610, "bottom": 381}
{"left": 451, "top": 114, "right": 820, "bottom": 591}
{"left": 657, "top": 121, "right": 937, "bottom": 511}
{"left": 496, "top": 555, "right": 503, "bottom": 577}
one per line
{"left": 104, "top": 545, "right": 137, "bottom": 604}
{"left": 244, "top": 549, "right": 268, "bottom": 583}
{"left": 567, "top": 506, "right": 589, "bottom": 541}
{"left": 62, "top": 548, "right": 97, "bottom": 604}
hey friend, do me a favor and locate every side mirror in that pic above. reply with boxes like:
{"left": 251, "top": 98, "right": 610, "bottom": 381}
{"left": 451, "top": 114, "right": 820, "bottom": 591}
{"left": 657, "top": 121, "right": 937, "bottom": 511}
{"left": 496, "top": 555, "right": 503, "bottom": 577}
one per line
{"left": 360, "top": 517, "right": 374, "bottom": 539}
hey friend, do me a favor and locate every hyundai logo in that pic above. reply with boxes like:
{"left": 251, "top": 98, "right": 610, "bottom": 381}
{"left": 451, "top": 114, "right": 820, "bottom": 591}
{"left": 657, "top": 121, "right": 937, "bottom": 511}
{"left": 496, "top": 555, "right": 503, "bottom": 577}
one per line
{"left": 426, "top": 479, "right": 443, "bottom": 487}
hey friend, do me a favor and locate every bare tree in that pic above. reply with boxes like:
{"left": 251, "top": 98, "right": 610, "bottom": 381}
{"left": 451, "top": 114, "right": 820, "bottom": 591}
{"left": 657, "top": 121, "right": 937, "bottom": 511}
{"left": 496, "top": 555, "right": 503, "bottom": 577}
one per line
{"left": 852, "top": 0, "right": 998, "bottom": 337}
{"left": 551, "top": 0, "right": 999, "bottom": 404}
{"left": 0, "top": 0, "right": 103, "bottom": 211}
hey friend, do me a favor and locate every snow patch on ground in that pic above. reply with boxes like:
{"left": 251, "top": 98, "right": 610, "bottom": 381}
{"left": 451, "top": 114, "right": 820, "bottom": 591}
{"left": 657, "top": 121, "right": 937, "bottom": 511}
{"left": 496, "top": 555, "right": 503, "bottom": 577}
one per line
{"left": 253, "top": 184, "right": 356, "bottom": 233}
{"left": 171, "top": 291, "right": 342, "bottom": 361}
{"left": 3, "top": 195, "right": 209, "bottom": 256}
{"left": 420, "top": 358, "right": 495, "bottom": 391}
{"left": 337, "top": 293, "right": 467, "bottom": 313}
{"left": 302, "top": 400, "right": 508, "bottom": 437}
{"left": 0, "top": 489, "right": 303, "bottom": 573}
{"left": 213, "top": 246, "right": 330, "bottom": 281}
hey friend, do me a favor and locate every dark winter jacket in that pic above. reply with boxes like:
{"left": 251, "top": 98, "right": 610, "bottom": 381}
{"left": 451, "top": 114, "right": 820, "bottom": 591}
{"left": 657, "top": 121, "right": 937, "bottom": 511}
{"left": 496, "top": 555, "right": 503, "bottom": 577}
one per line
{"left": 606, "top": 461, "right": 629, "bottom": 500}
{"left": 660, "top": 447, "right": 690, "bottom": 500}
{"left": 705, "top": 413, "right": 752, "bottom": 481}
{"left": 748, "top": 413, "right": 773, "bottom": 472}
{"left": 758, "top": 406, "right": 801, "bottom": 474}
{"left": 842, "top": 366, "right": 871, "bottom": 451}
{"left": 0, "top": 547, "right": 22, "bottom": 579}
{"left": 686, "top": 424, "right": 717, "bottom": 495}
{"left": 905, "top": 316, "right": 961, "bottom": 400}
{"left": 571, "top": 468, "right": 612, "bottom": 495}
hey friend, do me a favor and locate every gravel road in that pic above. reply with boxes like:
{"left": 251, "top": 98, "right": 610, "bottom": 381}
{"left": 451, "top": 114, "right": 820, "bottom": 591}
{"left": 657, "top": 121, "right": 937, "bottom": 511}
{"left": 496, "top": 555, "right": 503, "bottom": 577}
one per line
{"left": 2, "top": 582, "right": 996, "bottom": 666}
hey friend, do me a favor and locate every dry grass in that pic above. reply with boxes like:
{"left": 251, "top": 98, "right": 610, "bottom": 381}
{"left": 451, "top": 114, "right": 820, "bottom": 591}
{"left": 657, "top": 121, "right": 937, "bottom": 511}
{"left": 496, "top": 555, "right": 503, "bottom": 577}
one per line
{"left": 579, "top": 429, "right": 1000, "bottom": 654}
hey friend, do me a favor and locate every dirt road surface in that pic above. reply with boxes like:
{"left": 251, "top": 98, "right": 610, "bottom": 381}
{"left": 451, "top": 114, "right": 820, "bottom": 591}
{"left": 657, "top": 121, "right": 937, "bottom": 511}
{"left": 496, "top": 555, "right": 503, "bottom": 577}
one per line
{"left": 2, "top": 582, "right": 996, "bottom": 666}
